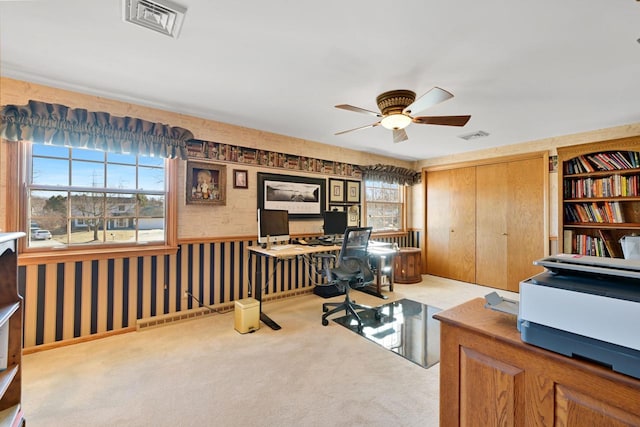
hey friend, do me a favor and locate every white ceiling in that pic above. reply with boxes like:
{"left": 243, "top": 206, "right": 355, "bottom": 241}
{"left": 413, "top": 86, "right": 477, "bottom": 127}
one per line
{"left": 1, "top": 0, "right": 639, "bottom": 161}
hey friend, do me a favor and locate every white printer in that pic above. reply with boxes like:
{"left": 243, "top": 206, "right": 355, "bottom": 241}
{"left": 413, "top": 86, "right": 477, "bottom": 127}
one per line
{"left": 519, "top": 254, "right": 640, "bottom": 380}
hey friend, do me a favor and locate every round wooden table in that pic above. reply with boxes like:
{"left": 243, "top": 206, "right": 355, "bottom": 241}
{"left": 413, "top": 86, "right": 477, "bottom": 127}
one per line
{"left": 393, "top": 247, "right": 422, "bottom": 284}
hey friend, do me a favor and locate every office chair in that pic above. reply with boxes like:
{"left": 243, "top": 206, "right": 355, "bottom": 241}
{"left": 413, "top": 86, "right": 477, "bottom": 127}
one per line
{"left": 314, "top": 226, "right": 378, "bottom": 331}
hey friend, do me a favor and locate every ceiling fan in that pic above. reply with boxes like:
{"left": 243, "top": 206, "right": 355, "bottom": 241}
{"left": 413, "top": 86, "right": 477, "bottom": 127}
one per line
{"left": 335, "top": 87, "right": 471, "bottom": 143}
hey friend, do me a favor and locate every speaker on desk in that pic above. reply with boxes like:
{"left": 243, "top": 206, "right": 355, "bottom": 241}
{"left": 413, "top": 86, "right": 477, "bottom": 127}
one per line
{"left": 234, "top": 298, "right": 260, "bottom": 334}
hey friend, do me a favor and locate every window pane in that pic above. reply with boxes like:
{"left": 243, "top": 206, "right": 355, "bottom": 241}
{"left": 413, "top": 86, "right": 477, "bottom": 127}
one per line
{"left": 139, "top": 195, "right": 164, "bottom": 217}
{"left": 32, "top": 157, "right": 69, "bottom": 186}
{"left": 107, "top": 164, "right": 137, "bottom": 189}
{"left": 70, "top": 191, "right": 105, "bottom": 223}
{"left": 72, "top": 149, "right": 104, "bottom": 161}
{"left": 30, "top": 190, "right": 67, "bottom": 219}
{"left": 108, "top": 152, "right": 136, "bottom": 165}
{"left": 72, "top": 160, "right": 104, "bottom": 187}
{"left": 138, "top": 156, "right": 164, "bottom": 167}
{"left": 138, "top": 166, "right": 165, "bottom": 191}
{"left": 139, "top": 223, "right": 165, "bottom": 242}
{"left": 33, "top": 144, "right": 68, "bottom": 158}
{"left": 106, "top": 193, "right": 136, "bottom": 217}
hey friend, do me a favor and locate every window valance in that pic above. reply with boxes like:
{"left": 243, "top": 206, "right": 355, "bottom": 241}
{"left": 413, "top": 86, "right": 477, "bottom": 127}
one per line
{"left": 0, "top": 100, "right": 194, "bottom": 159}
{"left": 361, "top": 164, "right": 421, "bottom": 185}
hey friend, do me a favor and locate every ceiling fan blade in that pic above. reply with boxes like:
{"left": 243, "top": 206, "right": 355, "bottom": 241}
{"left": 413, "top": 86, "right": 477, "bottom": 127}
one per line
{"left": 393, "top": 128, "right": 408, "bottom": 143}
{"left": 413, "top": 115, "right": 471, "bottom": 127}
{"left": 335, "top": 104, "right": 382, "bottom": 117}
{"left": 335, "top": 122, "right": 380, "bottom": 135}
{"left": 403, "top": 87, "right": 454, "bottom": 116}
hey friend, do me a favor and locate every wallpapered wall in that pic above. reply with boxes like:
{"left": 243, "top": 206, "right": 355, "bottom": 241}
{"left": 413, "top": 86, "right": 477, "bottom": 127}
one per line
{"left": 0, "top": 77, "right": 419, "bottom": 349}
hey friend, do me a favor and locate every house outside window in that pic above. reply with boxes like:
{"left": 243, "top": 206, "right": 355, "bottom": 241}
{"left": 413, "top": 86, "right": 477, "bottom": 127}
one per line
{"left": 364, "top": 179, "right": 404, "bottom": 232}
{"left": 26, "top": 143, "right": 166, "bottom": 249}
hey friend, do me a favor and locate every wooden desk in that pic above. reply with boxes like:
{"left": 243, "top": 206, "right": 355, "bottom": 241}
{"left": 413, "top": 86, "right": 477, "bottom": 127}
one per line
{"left": 247, "top": 244, "right": 341, "bottom": 330}
{"left": 434, "top": 298, "right": 640, "bottom": 426}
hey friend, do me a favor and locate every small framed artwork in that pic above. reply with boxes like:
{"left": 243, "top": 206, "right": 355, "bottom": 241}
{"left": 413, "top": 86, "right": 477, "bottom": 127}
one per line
{"left": 329, "top": 179, "right": 345, "bottom": 203}
{"left": 346, "top": 180, "right": 361, "bottom": 203}
{"left": 233, "top": 169, "right": 248, "bottom": 189}
{"left": 186, "top": 161, "right": 227, "bottom": 205}
{"left": 328, "top": 205, "right": 345, "bottom": 212}
{"left": 347, "top": 205, "right": 360, "bottom": 227}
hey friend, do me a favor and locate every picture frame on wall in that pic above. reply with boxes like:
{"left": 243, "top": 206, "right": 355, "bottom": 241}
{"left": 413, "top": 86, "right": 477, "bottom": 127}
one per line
{"left": 186, "top": 161, "right": 227, "bottom": 205}
{"left": 347, "top": 205, "right": 360, "bottom": 227}
{"left": 346, "top": 180, "right": 361, "bottom": 203}
{"left": 233, "top": 169, "right": 248, "bottom": 188}
{"left": 257, "top": 172, "right": 326, "bottom": 219}
{"left": 329, "top": 179, "right": 345, "bottom": 203}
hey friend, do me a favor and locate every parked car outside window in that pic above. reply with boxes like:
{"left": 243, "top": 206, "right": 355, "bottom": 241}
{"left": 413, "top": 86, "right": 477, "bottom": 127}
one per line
{"left": 31, "top": 229, "right": 52, "bottom": 240}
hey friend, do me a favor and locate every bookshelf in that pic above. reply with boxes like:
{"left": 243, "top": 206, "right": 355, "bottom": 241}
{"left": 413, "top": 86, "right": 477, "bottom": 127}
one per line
{"left": 558, "top": 138, "right": 640, "bottom": 258}
{"left": 0, "top": 233, "right": 25, "bottom": 427}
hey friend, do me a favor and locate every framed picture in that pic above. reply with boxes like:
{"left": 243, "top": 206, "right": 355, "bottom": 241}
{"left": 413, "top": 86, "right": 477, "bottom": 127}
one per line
{"left": 329, "top": 179, "right": 345, "bottom": 203}
{"left": 347, "top": 205, "right": 360, "bottom": 227}
{"left": 328, "top": 205, "right": 345, "bottom": 212}
{"left": 186, "top": 161, "right": 226, "bottom": 205}
{"left": 257, "top": 172, "right": 326, "bottom": 219}
{"left": 346, "top": 180, "right": 361, "bottom": 203}
{"left": 233, "top": 169, "right": 248, "bottom": 188}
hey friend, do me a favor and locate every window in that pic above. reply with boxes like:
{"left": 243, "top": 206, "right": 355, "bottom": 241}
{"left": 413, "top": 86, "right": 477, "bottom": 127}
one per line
{"left": 26, "top": 143, "right": 167, "bottom": 249}
{"left": 364, "top": 180, "right": 404, "bottom": 232}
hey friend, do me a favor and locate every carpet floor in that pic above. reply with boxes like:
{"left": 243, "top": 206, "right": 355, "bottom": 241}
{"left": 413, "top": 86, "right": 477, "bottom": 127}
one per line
{"left": 22, "top": 275, "right": 519, "bottom": 427}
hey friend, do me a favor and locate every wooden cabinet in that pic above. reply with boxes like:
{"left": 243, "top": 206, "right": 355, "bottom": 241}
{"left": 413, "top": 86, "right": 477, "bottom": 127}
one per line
{"left": 393, "top": 247, "right": 422, "bottom": 284}
{"left": 434, "top": 298, "right": 640, "bottom": 427}
{"left": 558, "top": 137, "right": 640, "bottom": 257}
{"left": 0, "top": 233, "right": 25, "bottom": 427}
{"left": 426, "top": 153, "right": 547, "bottom": 291}
{"left": 426, "top": 167, "right": 476, "bottom": 283}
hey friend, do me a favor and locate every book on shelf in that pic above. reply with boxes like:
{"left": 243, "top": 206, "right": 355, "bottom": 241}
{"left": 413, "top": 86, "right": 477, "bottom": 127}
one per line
{"left": 563, "top": 229, "right": 574, "bottom": 253}
{"left": 598, "top": 229, "right": 624, "bottom": 258}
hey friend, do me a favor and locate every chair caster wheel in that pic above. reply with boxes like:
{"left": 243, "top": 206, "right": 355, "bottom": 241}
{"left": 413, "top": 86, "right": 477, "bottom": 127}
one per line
{"left": 322, "top": 319, "right": 329, "bottom": 326}
{"left": 323, "top": 307, "right": 329, "bottom": 313}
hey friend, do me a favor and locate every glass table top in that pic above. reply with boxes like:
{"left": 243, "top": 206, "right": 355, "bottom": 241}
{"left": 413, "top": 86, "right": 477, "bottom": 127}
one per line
{"left": 333, "top": 298, "right": 441, "bottom": 369}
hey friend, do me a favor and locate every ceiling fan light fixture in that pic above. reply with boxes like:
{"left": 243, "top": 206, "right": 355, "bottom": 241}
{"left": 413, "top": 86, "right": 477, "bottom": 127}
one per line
{"left": 380, "top": 114, "right": 412, "bottom": 130}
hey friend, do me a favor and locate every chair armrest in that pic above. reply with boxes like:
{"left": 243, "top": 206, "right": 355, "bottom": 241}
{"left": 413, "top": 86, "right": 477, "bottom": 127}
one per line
{"left": 313, "top": 253, "right": 336, "bottom": 261}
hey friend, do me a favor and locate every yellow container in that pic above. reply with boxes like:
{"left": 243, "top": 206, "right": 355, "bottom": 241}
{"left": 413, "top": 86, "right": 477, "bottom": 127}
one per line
{"left": 234, "top": 298, "right": 260, "bottom": 333}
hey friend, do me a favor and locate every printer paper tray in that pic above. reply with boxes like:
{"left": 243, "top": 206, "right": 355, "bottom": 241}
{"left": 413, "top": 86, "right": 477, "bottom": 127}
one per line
{"left": 520, "top": 320, "right": 640, "bottom": 380}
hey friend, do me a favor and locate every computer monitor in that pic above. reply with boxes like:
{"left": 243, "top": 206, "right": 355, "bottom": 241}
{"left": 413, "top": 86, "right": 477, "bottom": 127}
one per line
{"left": 257, "top": 209, "right": 290, "bottom": 245}
{"left": 323, "top": 210, "right": 348, "bottom": 238}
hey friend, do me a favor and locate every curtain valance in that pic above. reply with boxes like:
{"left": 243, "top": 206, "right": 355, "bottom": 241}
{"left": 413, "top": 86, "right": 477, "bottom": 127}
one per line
{"left": 360, "top": 164, "right": 421, "bottom": 185}
{"left": 0, "top": 100, "right": 194, "bottom": 159}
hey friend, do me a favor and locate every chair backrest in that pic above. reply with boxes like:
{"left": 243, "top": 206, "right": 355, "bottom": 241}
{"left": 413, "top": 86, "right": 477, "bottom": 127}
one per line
{"left": 338, "top": 226, "right": 372, "bottom": 267}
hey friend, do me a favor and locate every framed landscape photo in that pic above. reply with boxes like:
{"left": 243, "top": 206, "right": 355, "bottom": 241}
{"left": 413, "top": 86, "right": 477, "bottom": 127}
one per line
{"left": 329, "top": 179, "right": 345, "bottom": 203}
{"left": 186, "top": 161, "right": 227, "bottom": 205}
{"left": 233, "top": 169, "right": 248, "bottom": 189}
{"left": 257, "top": 172, "right": 326, "bottom": 219}
{"left": 346, "top": 180, "right": 361, "bottom": 203}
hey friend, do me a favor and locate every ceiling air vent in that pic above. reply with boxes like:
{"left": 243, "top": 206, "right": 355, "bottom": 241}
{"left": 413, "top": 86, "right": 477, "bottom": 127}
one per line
{"left": 458, "top": 130, "right": 490, "bottom": 141}
{"left": 123, "top": 0, "right": 187, "bottom": 39}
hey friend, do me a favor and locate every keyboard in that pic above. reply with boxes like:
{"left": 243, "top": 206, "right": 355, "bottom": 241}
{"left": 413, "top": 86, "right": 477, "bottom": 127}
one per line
{"left": 269, "top": 244, "right": 296, "bottom": 251}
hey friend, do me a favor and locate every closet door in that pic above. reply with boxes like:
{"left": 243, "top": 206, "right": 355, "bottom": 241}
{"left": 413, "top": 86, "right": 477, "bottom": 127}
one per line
{"left": 449, "top": 167, "right": 476, "bottom": 282}
{"left": 426, "top": 169, "right": 451, "bottom": 278}
{"left": 506, "top": 157, "right": 545, "bottom": 291}
{"left": 476, "top": 163, "right": 508, "bottom": 289}
{"left": 426, "top": 167, "right": 476, "bottom": 283}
